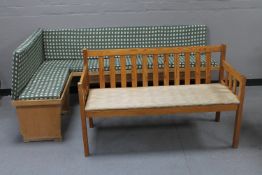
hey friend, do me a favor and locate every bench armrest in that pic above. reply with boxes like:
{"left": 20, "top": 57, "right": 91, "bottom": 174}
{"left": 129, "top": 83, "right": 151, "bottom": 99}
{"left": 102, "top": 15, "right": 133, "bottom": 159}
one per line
{"left": 220, "top": 60, "right": 246, "bottom": 102}
{"left": 11, "top": 28, "right": 44, "bottom": 99}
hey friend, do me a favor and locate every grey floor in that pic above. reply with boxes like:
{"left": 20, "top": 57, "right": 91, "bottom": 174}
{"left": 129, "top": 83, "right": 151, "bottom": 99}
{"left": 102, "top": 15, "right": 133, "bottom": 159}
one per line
{"left": 0, "top": 86, "right": 262, "bottom": 175}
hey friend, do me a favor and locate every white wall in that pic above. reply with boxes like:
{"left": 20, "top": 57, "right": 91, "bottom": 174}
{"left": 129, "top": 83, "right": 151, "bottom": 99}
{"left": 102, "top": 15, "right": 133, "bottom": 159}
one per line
{"left": 1, "top": 0, "right": 262, "bottom": 88}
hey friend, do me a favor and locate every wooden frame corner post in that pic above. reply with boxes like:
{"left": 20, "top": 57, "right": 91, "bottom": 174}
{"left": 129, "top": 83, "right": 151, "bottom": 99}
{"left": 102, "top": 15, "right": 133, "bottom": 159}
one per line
{"left": 232, "top": 77, "right": 246, "bottom": 148}
{"left": 215, "top": 44, "right": 227, "bottom": 122}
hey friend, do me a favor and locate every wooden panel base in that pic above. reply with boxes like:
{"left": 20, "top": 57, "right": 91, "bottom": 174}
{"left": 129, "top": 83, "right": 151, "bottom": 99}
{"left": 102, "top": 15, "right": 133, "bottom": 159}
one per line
{"left": 13, "top": 72, "right": 74, "bottom": 142}
{"left": 16, "top": 104, "right": 62, "bottom": 141}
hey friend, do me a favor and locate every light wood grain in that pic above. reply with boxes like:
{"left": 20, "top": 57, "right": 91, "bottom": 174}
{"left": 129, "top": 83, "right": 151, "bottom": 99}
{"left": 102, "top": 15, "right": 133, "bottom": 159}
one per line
{"left": 88, "top": 45, "right": 223, "bottom": 57}
{"left": 233, "top": 78, "right": 237, "bottom": 94}
{"left": 205, "top": 52, "right": 211, "bottom": 83}
{"left": 131, "top": 55, "right": 137, "bottom": 87}
{"left": 16, "top": 105, "right": 62, "bottom": 141}
{"left": 174, "top": 53, "right": 180, "bottom": 85}
{"left": 153, "top": 54, "right": 159, "bottom": 86}
{"left": 184, "top": 52, "right": 190, "bottom": 85}
{"left": 87, "top": 104, "right": 238, "bottom": 117}
{"left": 79, "top": 45, "right": 247, "bottom": 156}
{"left": 195, "top": 52, "right": 201, "bottom": 84}
{"left": 120, "top": 56, "right": 127, "bottom": 87}
{"left": 229, "top": 74, "right": 233, "bottom": 90}
{"left": 109, "top": 56, "right": 116, "bottom": 88}
{"left": 164, "top": 54, "right": 169, "bottom": 86}
{"left": 142, "top": 55, "right": 148, "bottom": 87}
{"left": 99, "top": 57, "right": 105, "bottom": 88}
{"left": 219, "top": 44, "right": 226, "bottom": 82}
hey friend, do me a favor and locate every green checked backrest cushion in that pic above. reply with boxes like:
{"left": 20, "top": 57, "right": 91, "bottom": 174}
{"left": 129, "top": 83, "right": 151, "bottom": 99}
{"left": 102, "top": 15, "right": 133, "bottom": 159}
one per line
{"left": 12, "top": 29, "right": 44, "bottom": 99}
{"left": 43, "top": 25, "right": 207, "bottom": 60}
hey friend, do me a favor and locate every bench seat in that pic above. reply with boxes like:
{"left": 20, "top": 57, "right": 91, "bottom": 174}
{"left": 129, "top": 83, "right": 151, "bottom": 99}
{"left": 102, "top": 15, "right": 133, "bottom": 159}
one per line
{"left": 85, "top": 84, "right": 240, "bottom": 111}
{"left": 19, "top": 66, "right": 70, "bottom": 100}
{"left": 79, "top": 45, "right": 246, "bottom": 156}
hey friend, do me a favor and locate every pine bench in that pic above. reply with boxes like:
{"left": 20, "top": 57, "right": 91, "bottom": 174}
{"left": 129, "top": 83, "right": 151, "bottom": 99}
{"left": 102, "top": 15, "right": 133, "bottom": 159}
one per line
{"left": 78, "top": 45, "right": 246, "bottom": 156}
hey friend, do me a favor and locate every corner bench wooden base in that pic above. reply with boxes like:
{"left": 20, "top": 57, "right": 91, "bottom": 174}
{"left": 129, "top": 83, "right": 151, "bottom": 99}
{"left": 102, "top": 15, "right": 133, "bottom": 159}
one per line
{"left": 12, "top": 72, "right": 74, "bottom": 142}
{"left": 16, "top": 104, "right": 62, "bottom": 142}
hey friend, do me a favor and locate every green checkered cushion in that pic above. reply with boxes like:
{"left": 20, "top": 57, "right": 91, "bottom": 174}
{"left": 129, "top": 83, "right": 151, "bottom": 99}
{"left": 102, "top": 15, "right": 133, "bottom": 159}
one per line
{"left": 12, "top": 25, "right": 210, "bottom": 100}
{"left": 41, "top": 60, "right": 83, "bottom": 72}
{"left": 18, "top": 66, "right": 70, "bottom": 100}
{"left": 12, "top": 29, "right": 44, "bottom": 99}
{"left": 43, "top": 25, "right": 207, "bottom": 60}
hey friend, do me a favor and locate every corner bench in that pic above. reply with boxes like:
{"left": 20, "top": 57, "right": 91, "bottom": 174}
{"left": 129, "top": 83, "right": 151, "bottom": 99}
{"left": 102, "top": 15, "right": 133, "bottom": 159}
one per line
{"left": 78, "top": 45, "right": 246, "bottom": 156}
{"left": 12, "top": 25, "right": 219, "bottom": 141}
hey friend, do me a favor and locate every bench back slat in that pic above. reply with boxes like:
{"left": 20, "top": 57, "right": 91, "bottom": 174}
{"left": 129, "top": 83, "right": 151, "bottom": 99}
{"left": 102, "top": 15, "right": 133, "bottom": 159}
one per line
{"left": 205, "top": 52, "right": 212, "bottom": 84}
{"left": 228, "top": 74, "right": 233, "bottom": 90}
{"left": 184, "top": 52, "right": 191, "bottom": 85}
{"left": 84, "top": 45, "right": 224, "bottom": 88}
{"left": 174, "top": 53, "right": 180, "bottom": 85}
{"left": 195, "top": 52, "right": 201, "bottom": 84}
{"left": 164, "top": 54, "right": 170, "bottom": 86}
{"left": 109, "top": 56, "right": 116, "bottom": 88}
{"left": 120, "top": 56, "right": 127, "bottom": 88}
{"left": 142, "top": 55, "right": 148, "bottom": 87}
{"left": 131, "top": 55, "right": 138, "bottom": 87}
{"left": 233, "top": 78, "right": 237, "bottom": 93}
{"left": 153, "top": 55, "right": 159, "bottom": 86}
{"left": 99, "top": 56, "right": 105, "bottom": 88}
{"left": 219, "top": 45, "right": 226, "bottom": 82}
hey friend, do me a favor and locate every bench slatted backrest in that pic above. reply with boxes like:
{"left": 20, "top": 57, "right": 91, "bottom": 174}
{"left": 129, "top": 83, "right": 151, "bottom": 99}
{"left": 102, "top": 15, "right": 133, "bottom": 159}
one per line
{"left": 83, "top": 45, "right": 226, "bottom": 88}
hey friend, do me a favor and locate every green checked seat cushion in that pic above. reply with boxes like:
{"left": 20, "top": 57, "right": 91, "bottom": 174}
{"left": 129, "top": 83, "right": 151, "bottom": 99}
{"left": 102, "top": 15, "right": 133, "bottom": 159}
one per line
{"left": 18, "top": 66, "right": 70, "bottom": 100}
{"left": 41, "top": 60, "right": 84, "bottom": 72}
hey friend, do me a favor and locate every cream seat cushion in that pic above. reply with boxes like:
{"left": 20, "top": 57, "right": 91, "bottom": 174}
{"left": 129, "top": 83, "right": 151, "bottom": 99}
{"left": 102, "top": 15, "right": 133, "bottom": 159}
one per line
{"left": 85, "top": 84, "right": 239, "bottom": 111}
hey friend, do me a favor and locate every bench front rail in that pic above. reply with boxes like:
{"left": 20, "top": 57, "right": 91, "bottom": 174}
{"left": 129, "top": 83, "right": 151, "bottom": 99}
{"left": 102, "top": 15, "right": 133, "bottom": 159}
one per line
{"left": 78, "top": 45, "right": 246, "bottom": 156}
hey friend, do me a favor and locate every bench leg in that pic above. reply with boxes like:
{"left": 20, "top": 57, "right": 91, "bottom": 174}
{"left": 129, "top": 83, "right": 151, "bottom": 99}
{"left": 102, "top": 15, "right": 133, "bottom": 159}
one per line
{"left": 215, "top": 112, "right": 221, "bottom": 122}
{"left": 89, "top": 117, "right": 94, "bottom": 128}
{"left": 81, "top": 115, "right": 89, "bottom": 157}
{"left": 232, "top": 107, "right": 243, "bottom": 148}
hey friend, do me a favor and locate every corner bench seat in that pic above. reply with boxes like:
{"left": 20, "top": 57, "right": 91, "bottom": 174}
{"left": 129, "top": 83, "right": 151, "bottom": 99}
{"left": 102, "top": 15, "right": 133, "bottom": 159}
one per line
{"left": 86, "top": 84, "right": 239, "bottom": 111}
{"left": 19, "top": 66, "right": 70, "bottom": 100}
{"left": 18, "top": 54, "right": 218, "bottom": 100}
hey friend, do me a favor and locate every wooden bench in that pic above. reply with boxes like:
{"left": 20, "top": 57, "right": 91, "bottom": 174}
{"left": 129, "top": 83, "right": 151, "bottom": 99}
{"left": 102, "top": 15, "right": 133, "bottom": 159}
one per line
{"left": 78, "top": 45, "right": 246, "bottom": 156}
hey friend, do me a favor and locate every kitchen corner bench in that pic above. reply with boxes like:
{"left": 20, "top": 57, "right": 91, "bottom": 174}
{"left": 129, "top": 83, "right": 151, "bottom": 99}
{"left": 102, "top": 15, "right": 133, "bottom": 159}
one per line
{"left": 12, "top": 25, "right": 219, "bottom": 141}
{"left": 78, "top": 45, "right": 246, "bottom": 156}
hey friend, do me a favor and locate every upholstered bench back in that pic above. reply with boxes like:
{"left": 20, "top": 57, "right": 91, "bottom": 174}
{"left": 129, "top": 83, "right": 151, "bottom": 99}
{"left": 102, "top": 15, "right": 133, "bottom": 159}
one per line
{"left": 43, "top": 25, "right": 207, "bottom": 60}
{"left": 12, "top": 25, "right": 208, "bottom": 100}
{"left": 12, "top": 29, "right": 44, "bottom": 99}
